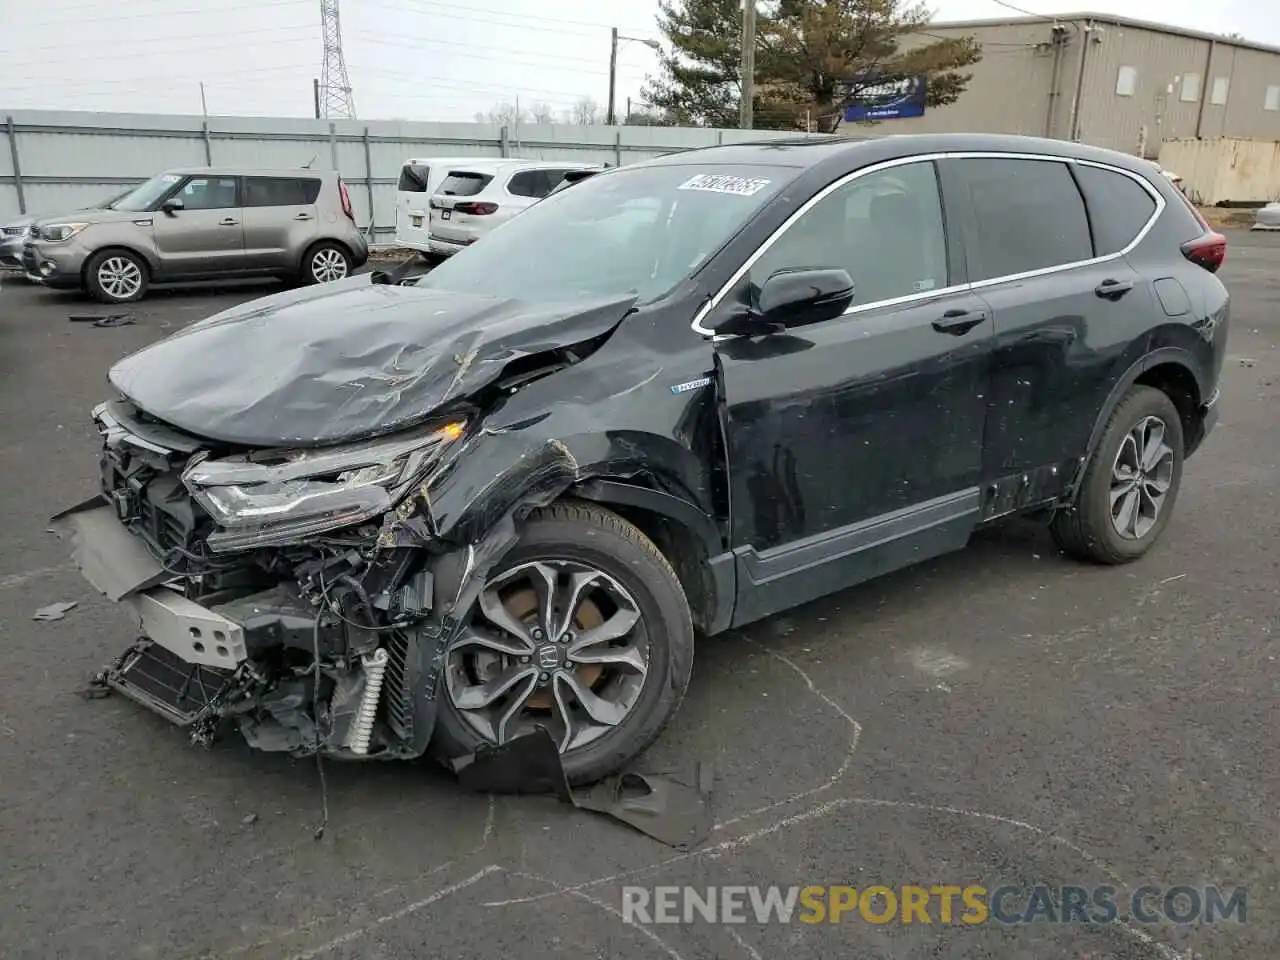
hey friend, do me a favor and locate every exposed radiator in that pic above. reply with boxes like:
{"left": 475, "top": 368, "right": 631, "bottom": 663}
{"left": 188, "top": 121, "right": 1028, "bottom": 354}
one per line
{"left": 382, "top": 628, "right": 412, "bottom": 740}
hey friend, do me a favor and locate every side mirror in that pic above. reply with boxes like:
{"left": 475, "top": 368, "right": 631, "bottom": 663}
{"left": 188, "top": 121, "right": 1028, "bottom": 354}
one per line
{"left": 710, "top": 268, "right": 856, "bottom": 336}
{"left": 161, "top": 197, "right": 184, "bottom": 215}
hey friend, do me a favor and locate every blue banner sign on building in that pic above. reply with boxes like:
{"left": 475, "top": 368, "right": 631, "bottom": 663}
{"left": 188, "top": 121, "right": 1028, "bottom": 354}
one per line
{"left": 841, "top": 74, "right": 928, "bottom": 121}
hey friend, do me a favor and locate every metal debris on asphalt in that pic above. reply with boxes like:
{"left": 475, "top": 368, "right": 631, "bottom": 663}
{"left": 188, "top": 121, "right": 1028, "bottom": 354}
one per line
{"left": 68, "top": 314, "right": 136, "bottom": 327}
{"left": 32, "top": 601, "right": 78, "bottom": 622}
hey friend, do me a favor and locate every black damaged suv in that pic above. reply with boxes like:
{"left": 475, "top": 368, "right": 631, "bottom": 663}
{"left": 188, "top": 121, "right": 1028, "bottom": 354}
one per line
{"left": 56, "top": 134, "right": 1227, "bottom": 784}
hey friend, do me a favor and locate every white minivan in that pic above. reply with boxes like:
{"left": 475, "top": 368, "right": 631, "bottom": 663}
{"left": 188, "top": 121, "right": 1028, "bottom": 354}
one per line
{"left": 395, "top": 157, "right": 528, "bottom": 252}
{"left": 426, "top": 159, "right": 602, "bottom": 258}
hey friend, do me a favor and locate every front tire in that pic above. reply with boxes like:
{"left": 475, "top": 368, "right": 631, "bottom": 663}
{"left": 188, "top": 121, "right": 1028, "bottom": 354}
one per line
{"left": 431, "top": 502, "right": 694, "bottom": 786}
{"left": 301, "top": 242, "right": 352, "bottom": 285}
{"left": 1051, "top": 385, "right": 1184, "bottom": 564}
{"left": 85, "top": 249, "right": 148, "bottom": 304}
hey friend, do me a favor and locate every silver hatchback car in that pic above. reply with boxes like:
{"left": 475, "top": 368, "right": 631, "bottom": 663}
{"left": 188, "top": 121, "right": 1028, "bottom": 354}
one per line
{"left": 22, "top": 167, "right": 369, "bottom": 303}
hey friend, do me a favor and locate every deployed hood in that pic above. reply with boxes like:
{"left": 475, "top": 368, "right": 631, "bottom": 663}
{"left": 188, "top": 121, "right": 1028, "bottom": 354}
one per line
{"left": 108, "top": 279, "right": 637, "bottom": 447}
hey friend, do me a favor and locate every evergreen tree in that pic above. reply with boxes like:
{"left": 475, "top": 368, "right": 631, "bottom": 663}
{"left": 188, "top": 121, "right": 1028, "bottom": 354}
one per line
{"left": 645, "top": 0, "right": 982, "bottom": 132}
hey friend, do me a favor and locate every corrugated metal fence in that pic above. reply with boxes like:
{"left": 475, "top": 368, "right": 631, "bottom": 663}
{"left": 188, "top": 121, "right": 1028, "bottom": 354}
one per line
{"left": 1, "top": 109, "right": 813, "bottom": 239}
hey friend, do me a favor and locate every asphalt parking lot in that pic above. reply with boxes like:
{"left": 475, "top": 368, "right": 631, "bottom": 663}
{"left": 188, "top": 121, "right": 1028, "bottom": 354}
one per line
{"left": 1, "top": 235, "right": 1278, "bottom": 960}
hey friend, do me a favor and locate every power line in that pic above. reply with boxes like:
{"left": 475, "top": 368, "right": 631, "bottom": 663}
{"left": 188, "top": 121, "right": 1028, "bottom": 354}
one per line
{"left": 375, "top": 0, "right": 657, "bottom": 37}
{"left": 354, "top": 65, "right": 599, "bottom": 103}
{"left": 2, "top": 62, "right": 318, "bottom": 95}
{"left": 349, "top": 31, "right": 644, "bottom": 75}
{"left": 1, "top": 22, "right": 316, "bottom": 59}
{"left": 8, "top": 0, "right": 308, "bottom": 28}
{"left": 984, "top": 0, "right": 1066, "bottom": 22}
{"left": 374, "top": 0, "right": 610, "bottom": 39}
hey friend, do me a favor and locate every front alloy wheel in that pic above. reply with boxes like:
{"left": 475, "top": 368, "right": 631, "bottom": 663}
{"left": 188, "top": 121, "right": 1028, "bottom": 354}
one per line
{"left": 86, "top": 249, "right": 149, "bottom": 303}
{"left": 432, "top": 502, "right": 694, "bottom": 785}
{"left": 446, "top": 561, "right": 649, "bottom": 752}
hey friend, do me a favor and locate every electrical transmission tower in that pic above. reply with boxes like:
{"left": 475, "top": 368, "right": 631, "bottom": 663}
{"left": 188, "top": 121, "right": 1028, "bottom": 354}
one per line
{"left": 319, "top": 0, "right": 356, "bottom": 119}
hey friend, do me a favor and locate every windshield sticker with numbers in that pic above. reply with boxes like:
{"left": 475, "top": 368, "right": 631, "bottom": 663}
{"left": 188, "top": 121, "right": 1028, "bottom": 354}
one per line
{"left": 677, "top": 174, "right": 772, "bottom": 196}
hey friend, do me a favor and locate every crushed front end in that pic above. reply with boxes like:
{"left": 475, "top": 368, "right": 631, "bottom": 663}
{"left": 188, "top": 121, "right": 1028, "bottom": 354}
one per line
{"left": 55, "top": 399, "right": 469, "bottom": 760}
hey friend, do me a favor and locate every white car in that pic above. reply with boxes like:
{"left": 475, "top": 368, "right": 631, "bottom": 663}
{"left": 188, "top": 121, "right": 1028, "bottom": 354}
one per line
{"left": 1251, "top": 202, "right": 1280, "bottom": 231}
{"left": 395, "top": 156, "right": 529, "bottom": 253}
{"left": 427, "top": 159, "right": 602, "bottom": 258}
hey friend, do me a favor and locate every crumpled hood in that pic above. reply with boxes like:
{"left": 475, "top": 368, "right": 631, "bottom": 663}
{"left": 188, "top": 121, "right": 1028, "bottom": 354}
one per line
{"left": 108, "top": 278, "right": 637, "bottom": 447}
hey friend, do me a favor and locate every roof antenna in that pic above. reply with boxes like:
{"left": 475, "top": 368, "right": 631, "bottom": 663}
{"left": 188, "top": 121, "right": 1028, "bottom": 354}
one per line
{"left": 302, "top": 154, "right": 318, "bottom": 169}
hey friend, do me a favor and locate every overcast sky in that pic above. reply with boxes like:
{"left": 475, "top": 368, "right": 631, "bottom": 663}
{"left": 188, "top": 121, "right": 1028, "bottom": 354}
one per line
{"left": 2, "top": 0, "right": 1276, "bottom": 123}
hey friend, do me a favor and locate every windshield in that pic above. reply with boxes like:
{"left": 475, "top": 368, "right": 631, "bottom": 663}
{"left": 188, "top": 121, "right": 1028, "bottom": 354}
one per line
{"left": 98, "top": 187, "right": 136, "bottom": 210}
{"left": 418, "top": 162, "right": 798, "bottom": 303}
{"left": 110, "top": 173, "right": 184, "bottom": 212}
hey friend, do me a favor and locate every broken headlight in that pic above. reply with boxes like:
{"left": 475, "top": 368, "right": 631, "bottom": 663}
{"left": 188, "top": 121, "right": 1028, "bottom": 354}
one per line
{"left": 182, "top": 421, "right": 465, "bottom": 552}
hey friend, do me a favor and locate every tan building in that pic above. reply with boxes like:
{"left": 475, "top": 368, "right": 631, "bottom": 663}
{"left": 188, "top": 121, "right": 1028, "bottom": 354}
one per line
{"left": 886, "top": 12, "right": 1280, "bottom": 158}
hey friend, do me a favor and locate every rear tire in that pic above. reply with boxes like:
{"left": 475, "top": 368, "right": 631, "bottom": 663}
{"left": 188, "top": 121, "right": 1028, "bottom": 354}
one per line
{"left": 301, "top": 242, "right": 352, "bottom": 285}
{"left": 85, "top": 249, "right": 148, "bottom": 304}
{"left": 430, "top": 502, "right": 694, "bottom": 786}
{"left": 1051, "top": 385, "right": 1184, "bottom": 564}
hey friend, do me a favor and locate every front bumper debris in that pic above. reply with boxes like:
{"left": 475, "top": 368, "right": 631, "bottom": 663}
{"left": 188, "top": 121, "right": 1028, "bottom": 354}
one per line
{"left": 98, "top": 639, "right": 235, "bottom": 727}
{"left": 52, "top": 500, "right": 247, "bottom": 670}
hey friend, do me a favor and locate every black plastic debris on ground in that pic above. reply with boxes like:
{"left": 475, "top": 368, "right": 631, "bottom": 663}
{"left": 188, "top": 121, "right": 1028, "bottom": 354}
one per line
{"left": 452, "top": 728, "right": 572, "bottom": 801}
{"left": 574, "top": 764, "right": 714, "bottom": 850}
{"left": 32, "top": 601, "right": 77, "bottom": 622}
{"left": 69, "top": 314, "right": 136, "bottom": 327}
{"left": 453, "top": 729, "right": 714, "bottom": 849}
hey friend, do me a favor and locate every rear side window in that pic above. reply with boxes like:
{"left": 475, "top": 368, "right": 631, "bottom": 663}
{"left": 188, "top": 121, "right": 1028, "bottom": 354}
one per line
{"left": 243, "top": 177, "right": 319, "bottom": 207}
{"left": 507, "top": 170, "right": 553, "bottom": 198}
{"left": 398, "top": 164, "right": 430, "bottom": 192}
{"left": 951, "top": 158, "right": 1092, "bottom": 280}
{"left": 439, "top": 172, "right": 493, "bottom": 197}
{"left": 1072, "top": 165, "right": 1158, "bottom": 255}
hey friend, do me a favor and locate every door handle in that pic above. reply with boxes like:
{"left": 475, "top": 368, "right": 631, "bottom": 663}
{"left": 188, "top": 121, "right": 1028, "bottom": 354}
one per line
{"left": 219, "top": 218, "right": 240, "bottom": 226}
{"left": 931, "top": 308, "right": 988, "bottom": 335}
{"left": 294, "top": 213, "right": 314, "bottom": 221}
{"left": 1095, "top": 278, "right": 1134, "bottom": 300}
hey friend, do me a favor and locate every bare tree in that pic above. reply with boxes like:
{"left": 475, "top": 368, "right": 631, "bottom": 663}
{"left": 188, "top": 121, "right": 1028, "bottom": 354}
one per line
{"left": 569, "top": 96, "right": 601, "bottom": 125}
{"left": 473, "top": 101, "right": 528, "bottom": 125}
{"left": 529, "top": 101, "right": 556, "bottom": 123}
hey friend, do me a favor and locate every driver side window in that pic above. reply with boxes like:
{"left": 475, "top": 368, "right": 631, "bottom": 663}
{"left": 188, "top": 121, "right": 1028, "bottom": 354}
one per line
{"left": 748, "top": 161, "right": 949, "bottom": 309}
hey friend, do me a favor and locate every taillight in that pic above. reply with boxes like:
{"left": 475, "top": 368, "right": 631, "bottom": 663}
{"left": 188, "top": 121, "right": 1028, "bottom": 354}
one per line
{"left": 1181, "top": 231, "right": 1227, "bottom": 273}
{"left": 338, "top": 179, "right": 354, "bottom": 220}
{"left": 455, "top": 201, "right": 498, "bottom": 215}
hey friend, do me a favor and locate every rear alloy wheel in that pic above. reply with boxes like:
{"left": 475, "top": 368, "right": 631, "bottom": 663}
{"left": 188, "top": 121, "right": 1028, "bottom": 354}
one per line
{"left": 303, "top": 243, "right": 351, "bottom": 284}
{"left": 432, "top": 503, "right": 694, "bottom": 785}
{"left": 86, "top": 249, "right": 148, "bottom": 303}
{"left": 1051, "top": 385, "right": 1185, "bottom": 564}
